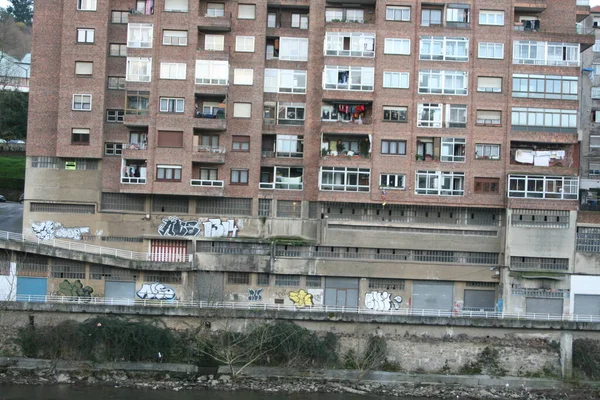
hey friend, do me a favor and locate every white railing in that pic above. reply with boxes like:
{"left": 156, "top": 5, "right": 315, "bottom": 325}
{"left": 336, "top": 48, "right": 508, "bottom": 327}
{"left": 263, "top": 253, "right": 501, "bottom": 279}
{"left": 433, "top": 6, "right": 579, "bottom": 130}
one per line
{"left": 9, "top": 295, "right": 600, "bottom": 323}
{"left": 190, "top": 179, "right": 224, "bottom": 187}
{"left": 577, "top": 0, "right": 590, "bottom": 6}
{"left": 0, "top": 229, "right": 192, "bottom": 263}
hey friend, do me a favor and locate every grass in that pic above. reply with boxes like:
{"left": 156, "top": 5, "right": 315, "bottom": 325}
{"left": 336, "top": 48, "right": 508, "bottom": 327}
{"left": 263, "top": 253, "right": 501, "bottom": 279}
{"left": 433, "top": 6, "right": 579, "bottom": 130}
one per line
{"left": 0, "top": 156, "right": 26, "bottom": 179}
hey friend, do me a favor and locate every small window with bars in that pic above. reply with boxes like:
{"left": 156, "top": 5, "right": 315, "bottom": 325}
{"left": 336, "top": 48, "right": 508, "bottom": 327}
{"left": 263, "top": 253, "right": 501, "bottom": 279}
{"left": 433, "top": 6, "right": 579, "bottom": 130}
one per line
{"left": 257, "top": 273, "right": 270, "bottom": 286}
{"left": 89, "top": 265, "right": 137, "bottom": 281}
{"left": 275, "top": 274, "right": 300, "bottom": 287}
{"left": 152, "top": 195, "right": 189, "bottom": 214}
{"left": 368, "top": 279, "right": 405, "bottom": 291}
{"left": 101, "top": 193, "right": 145, "bottom": 212}
{"left": 305, "top": 276, "right": 322, "bottom": 287}
{"left": 277, "top": 200, "right": 301, "bottom": 218}
{"left": 196, "top": 197, "right": 253, "bottom": 216}
{"left": 258, "top": 199, "right": 272, "bottom": 217}
{"left": 51, "top": 261, "right": 86, "bottom": 279}
{"left": 31, "top": 157, "right": 59, "bottom": 169}
{"left": 17, "top": 255, "right": 49, "bottom": 277}
{"left": 144, "top": 271, "right": 182, "bottom": 284}
{"left": 30, "top": 203, "right": 95, "bottom": 214}
{"left": 227, "top": 272, "right": 251, "bottom": 285}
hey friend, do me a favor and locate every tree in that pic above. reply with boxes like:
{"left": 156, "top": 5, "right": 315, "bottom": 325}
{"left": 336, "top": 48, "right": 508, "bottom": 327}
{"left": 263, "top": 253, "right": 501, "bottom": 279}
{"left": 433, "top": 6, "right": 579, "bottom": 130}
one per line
{"left": 6, "top": 0, "right": 33, "bottom": 26}
{"left": 0, "top": 90, "right": 28, "bottom": 140}
{"left": 0, "top": 11, "right": 31, "bottom": 59}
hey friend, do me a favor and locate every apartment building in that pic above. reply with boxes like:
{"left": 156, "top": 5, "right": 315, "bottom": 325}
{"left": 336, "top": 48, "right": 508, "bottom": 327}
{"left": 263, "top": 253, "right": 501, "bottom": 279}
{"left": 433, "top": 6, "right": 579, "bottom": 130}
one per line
{"left": 22, "top": 0, "right": 596, "bottom": 313}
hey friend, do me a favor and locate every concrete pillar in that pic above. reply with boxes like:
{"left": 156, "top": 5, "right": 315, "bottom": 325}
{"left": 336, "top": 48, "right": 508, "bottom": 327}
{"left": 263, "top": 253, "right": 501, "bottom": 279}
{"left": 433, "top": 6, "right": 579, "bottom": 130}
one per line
{"left": 560, "top": 332, "right": 573, "bottom": 379}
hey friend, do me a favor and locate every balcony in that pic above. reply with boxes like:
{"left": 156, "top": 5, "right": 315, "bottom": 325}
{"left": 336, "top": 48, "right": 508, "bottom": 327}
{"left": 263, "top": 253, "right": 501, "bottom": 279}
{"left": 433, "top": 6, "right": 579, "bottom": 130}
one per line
{"left": 194, "top": 94, "right": 227, "bottom": 130}
{"left": 325, "top": 6, "right": 376, "bottom": 26}
{"left": 580, "top": 189, "right": 600, "bottom": 211}
{"left": 577, "top": 0, "right": 591, "bottom": 22}
{"left": 121, "top": 159, "right": 147, "bottom": 185}
{"left": 262, "top": 134, "right": 304, "bottom": 159}
{"left": 190, "top": 179, "right": 224, "bottom": 187}
{"left": 197, "top": 11, "right": 232, "bottom": 32}
{"left": 514, "top": 0, "right": 547, "bottom": 13}
{"left": 507, "top": 175, "right": 578, "bottom": 200}
{"left": 510, "top": 142, "right": 577, "bottom": 173}
{"left": 128, "top": 1, "right": 154, "bottom": 22}
{"left": 192, "top": 145, "right": 226, "bottom": 164}
{"left": 321, "top": 134, "right": 370, "bottom": 162}
{"left": 260, "top": 166, "right": 304, "bottom": 190}
{"left": 321, "top": 101, "right": 373, "bottom": 133}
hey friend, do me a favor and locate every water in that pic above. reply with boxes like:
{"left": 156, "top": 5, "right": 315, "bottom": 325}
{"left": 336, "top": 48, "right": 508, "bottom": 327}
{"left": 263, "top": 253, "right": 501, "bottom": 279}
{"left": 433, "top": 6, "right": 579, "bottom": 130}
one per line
{"left": 0, "top": 385, "right": 428, "bottom": 400}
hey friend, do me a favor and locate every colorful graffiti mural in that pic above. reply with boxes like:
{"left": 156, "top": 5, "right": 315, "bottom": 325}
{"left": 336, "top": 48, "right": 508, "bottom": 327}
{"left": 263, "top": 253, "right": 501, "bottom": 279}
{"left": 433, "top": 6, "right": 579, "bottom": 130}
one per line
{"left": 30, "top": 221, "right": 91, "bottom": 241}
{"left": 289, "top": 289, "right": 313, "bottom": 308}
{"left": 364, "top": 291, "right": 403, "bottom": 311}
{"left": 58, "top": 279, "right": 94, "bottom": 298}
{"left": 248, "top": 288, "right": 263, "bottom": 301}
{"left": 158, "top": 217, "right": 241, "bottom": 238}
{"left": 136, "top": 283, "right": 176, "bottom": 300}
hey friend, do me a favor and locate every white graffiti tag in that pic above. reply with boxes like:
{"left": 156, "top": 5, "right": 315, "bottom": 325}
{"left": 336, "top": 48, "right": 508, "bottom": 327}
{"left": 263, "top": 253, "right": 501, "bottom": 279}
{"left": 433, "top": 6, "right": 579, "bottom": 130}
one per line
{"left": 158, "top": 216, "right": 201, "bottom": 237}
{"left": 30, "top": 221, "right": 90, "bottom": 241}
{"left": 136, "top": 283, "right": 176, "bottom": 300}
{"left": 157, "top": 217, "right": 240, "bottom": 238}
{"left": 365, "top": 291, "right": 403, "bottom": 311}
{"left": 203, "top": 219, "right": 238, "bottom": 238}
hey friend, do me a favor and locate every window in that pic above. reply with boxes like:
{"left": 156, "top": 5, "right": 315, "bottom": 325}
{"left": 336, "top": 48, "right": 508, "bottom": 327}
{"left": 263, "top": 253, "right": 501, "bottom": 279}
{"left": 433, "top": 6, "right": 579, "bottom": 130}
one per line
{"left": 109, "top": 43, "right": 127, "bottom": 56}
{"left": 319, "top": 167, "right": 370, "bottom": 192}
{"left": 156, "top": 165, "right": 182, "bottom": 181}
{"left": 511, "top": 107, "right": 577, "bottom": 130}
{"left": 383, "top": 106, "right": 407, "bottom": 122}
{"left": 195, "top": 60, "right": 229, "bottom": 85}
{"left": 108, "top": 76, "right": 126, "bottom": 90}
{"left": 231, "top": 169, "right": 249, "bottom": 184}
{"left": 234, "top": 69, "right": 253, "bottom": 85}
{"left": 111, "top": 10, "right": 128, "bottom": 23}
{"left": 386, "top": 6, "right": 410, "bottom": 21}
{"left": 232, "top": 136, "right": 250, "bottom": 151}
{"left": 72, "top": 94, "right": 92, "bottom": 111}
{"left": 157, "top": 131, "right": 183, "bottom": 147}
{"left": 476, "top": 110, "right": 502, "bottom": 126}
{"left": 200, "top": 168, "right": 218, "bottom": 181}
{"left": 441, "top": 138, "right": 466, "bottom": 162}
{"left": 381, "top": 140, "right": 406, "bottom": 155}
{"left": 508, "top": 175, "right": 578, "bottom": 200}
{"left": 227, "top": 272, "right": 250, "bottom": 285}
{"left": 233, "top": 103, "right": 252, "bottom": 118}
{"left": 291, "top": 13, "right": 308, "bottom": 29}
{"left": 421, "top": 8, "right": 442, "bottom": 26}
{"left": 512, "top": 74, "right": 578, "bottom": 100}
{"left": 238, "top": 4, "right": 256, "bottom": 19}
{"left": 75, "top": 61, "right": 93, "bottom": 76}
{"left": 591, "top": 135, "right": 600, "bottom": 148}
{"left": 104, "top": 142, "right": 124, "bottom": 156}
{"left": 126, "top": 91, "right": 150, "bottom": 115}
{"left": 477, "top": 76, "right": 502, "bottom": 93}
{"left": 160, "top": 62, "right": 187, "bottom": 79}
{"left": 275, "top": 275, "right": 300, "bottom": 287}
{"left": 205, "top": 34, "right": 225, "bottom": 51}
{"left": 418, "top": 70, "right": 468, "bottom": 95}
{"left": 77, "top": 28, "right": 94, "bottom": 43}
{"left": 267, "top": 13, "right": 277, "bottom": 28}
{"left": 419, "top": 36, "right": 469, "bottom": 62}
{"left": 235, "top": 36, "right": 255, "bottom": 52}
{"left": 164, "top": 0, "right": 188, "bottom": 12}
{"left": 479, "top": 10, "right": 504, "bottom": 26}
{"left": 383, "top": 72, "right": 409, "bottom": 88}
{"left": 127, "top": 23, "right": 153, "bottom": 48}
{"left": 274, "top": 135, "right": 303, "bottom": 157}
{"left": 106, "top": 109, "right": 124, "bottom": 122}
{"left": 306, "top": 276, "right": 321, "bottom": 287}
{"left": 594, "top": 111, "right": 600, "bottom": 123}
{"left": 478, "top": 42, "right": 504, "bottom": 59}
{"left": 513, "top": 41, "right": 580, "bottom": 67}
{"left": 279, "top": 37, "right": 308, "bottom": 61}
{"left": 446, "top": 4, "right": 470, "bottom": 26}
{"left": 159, "top": 97, "right": 185, "bottom": 113}
{"left": 126, "top": 57, "right": 152, "bottom": 82}
{"left": 416, "top": 171, "right": 465, "bottom": 196}
{"left": 260, "top": 166, "right": 304, "bottom": 190}
{"left": 325, "top": 8, "right": 364, "bottom": 23}
{"left": 257, "top": 274, "right": 270, "bottom": 286}
{"left": 277, "top": 102, "right": 305, "bottom": 126}
{"left": 71, "top": 128, "right": 90, "bottom": 145}
{"left": 323, "top": 66, "right": 374, "bottom": 91}
{"left": 77, "top": 0, "right": 96, "bottom": 11}
{"left": 474, "top": 178, "right": 499, "bottom": 193}
{"left": 163, "top": 30, "right": 188, "bottom": 46}
{"left": 380, "top": 174, "right": 405, "bottom": 190}
{"left": 264, "top": 69, "right": 307, "bottom": 93}
{"left": 475, "top": 144, "right": 500, "bottom": 160}
{"left": 594, "top": 40, "right": 600, "bottom": 53}
{"left": 384, "top": 38, "right": 410, "bottom": 55}
{"left": 417, "top": 103, "right": 442, "bottom": 128}
{"left": 592, "top": 87, "right": 600, "bottom": 99}
{"left": 324, "top": 32, "right": 375, "bottom": 58}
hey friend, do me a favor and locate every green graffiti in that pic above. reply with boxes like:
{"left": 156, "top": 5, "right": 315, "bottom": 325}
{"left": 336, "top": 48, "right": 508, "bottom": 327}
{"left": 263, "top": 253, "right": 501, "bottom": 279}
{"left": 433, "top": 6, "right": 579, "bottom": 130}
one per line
{"left": 58, "top": 279, "right": 94, "bottom": 298}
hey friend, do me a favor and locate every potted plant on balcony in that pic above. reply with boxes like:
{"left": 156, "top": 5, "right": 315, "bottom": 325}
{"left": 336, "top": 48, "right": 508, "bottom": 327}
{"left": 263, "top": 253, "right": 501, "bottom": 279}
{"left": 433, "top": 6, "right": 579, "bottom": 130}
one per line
{"left": 321, "top": 148, "right": 329, "bottom": 157}
{"left": 360, "top": 139, "right": 370, "bottom": 158}
{"left": 336, "top": 141, "right": 345, "bottom": 154}
{"left": 425, "top": 154, "right": 433, "bottom": 161}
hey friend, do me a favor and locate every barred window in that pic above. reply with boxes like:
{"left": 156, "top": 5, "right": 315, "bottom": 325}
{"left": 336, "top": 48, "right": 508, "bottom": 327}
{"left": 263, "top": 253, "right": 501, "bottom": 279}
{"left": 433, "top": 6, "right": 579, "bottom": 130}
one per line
{"left": 144, "top": 271, "right": 182, "bottom": 284}
{"left": 89, "top": 265, "right": 138, "bottom": 281}
{"left": 196, "top": 197, "right": 252, "bottom": 216}
{"left": 17, "top": 254, "right": 48, "bottom": 277}
{"left": 31, "top": 157, "right": 59, "bottom": 169}
{"left": 368, "top": 279, "right": 405, "bottom": 291}
{"left": 306, "top": 276, "right": 322, "bottom": 288}
{"left": 101, "top": 236, "right": 144, "bottom": 243}
{"left": 466, "top": 282, "right": 497, "bottom": 288}
{"left": 51, "top": 260, "right": 86, "bottom": 279}
{"left": 275, "top": 274, "right": 300, "bottom": 287}
{"left": 152, "top": 195, "right": 189, "bottom": 213}
{"left": 257, "top": 273, "right": 270, "bottom": 286}
{"left": 510, "top": 256, "right": 569, "bottom": 271}
{"left": 308, "top": 201, "right": 319, "bottom": 219}
{"left": 105, "top": 142, "right": 124, "bottom": 156}
{"left": 30, "top": 203, "right": 95, "bottom": 214}
{"left": 277, "top": 200, "right": 301, "bottom": 218}
{"left": 101, "top": 192, "right": 145, "bottom": 212}
{"left": 227, "top": 272, "right": 250, "bottom": 285}
{"left": 62, "top": 158, "right": 99, "bottom": 170}
{"left": 511, "top": 209, "right": 569, "bottom": 228}
{"left": 258, "top": 199, "right": 272, "bottom": 217}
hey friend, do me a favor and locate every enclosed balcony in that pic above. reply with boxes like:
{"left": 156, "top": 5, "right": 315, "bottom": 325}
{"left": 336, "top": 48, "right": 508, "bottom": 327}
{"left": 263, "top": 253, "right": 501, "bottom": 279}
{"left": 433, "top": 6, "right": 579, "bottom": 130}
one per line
{"left": 263, "top": 102, "right": 305, "bottom": 127}
{"left": 121, "top": 131, "right": 149, "bottom": 158}
{"left": 262, "top": 134, "right": 304, "bottom": 158}
{"left": 321, "top": 134, "right": 370, "bottom": 159}
{"left": 121, "top": 159, "right": 147, "bottom": 185}
{"left": 325, "top": 5, "right": 376, "bottom": 25}
{"left": 260, "top": 166, "right": 304, "bottom": 190}
{"left": 416, "top": 137, "right": 466, "bottom": 163}
{"left": 194, "top": 94, "right": 227, "bottom": 130}
{"left": 190, "top": 163, "right": 225, "bottom": 195}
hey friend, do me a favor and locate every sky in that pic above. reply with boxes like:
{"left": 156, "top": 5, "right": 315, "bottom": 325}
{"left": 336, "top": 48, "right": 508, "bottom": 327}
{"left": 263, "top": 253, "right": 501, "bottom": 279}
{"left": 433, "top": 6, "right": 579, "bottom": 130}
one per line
{"left": 0, "top": 1, "right": 7, "bottom": 10}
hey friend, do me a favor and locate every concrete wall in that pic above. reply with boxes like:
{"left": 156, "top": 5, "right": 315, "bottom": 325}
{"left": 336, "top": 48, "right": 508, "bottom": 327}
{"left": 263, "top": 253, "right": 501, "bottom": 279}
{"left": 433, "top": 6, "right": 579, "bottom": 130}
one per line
{"left": 569, "top": 275, "right": 600, "bottom": 314}
{"left": 0, "top": 262, "right": 17, "bottom": 301}
{"left": 574, "top": 252, "right": 600, "bottom": 275}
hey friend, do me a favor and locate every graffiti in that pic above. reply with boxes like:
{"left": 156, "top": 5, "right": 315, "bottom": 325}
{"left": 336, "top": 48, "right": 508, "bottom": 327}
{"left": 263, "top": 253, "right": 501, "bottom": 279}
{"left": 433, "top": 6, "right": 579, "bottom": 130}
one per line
{"left": 289, "top": 289, "right": 313, "bottom": 308}
{"left": 453, "top": 300, "right": 464, "bottom": 315}
{"left": 248, "top": 288, "right": 263, "bottom": 301}
{"left": 157, "top": 217, "right": 240, "bottom": 238}
{"left": 137, "top": 283, "right": 176, "bottom": 300}
{"left": 497, "top": 298, "right": 503, "bottom": 313}
{"left": 307, "top": 289, "right": 324, "bottom": 306}
{"left": 31, "top": 221, "right": 90, "bottom": 241}
{"left": 365, "top": 291, "right": 403, "bottom": 311}
{"left": 95, "top": 230, "right": 104, "bottom": 237}
{"left": 58, "top": 279, "right": 94, "bottom": 298}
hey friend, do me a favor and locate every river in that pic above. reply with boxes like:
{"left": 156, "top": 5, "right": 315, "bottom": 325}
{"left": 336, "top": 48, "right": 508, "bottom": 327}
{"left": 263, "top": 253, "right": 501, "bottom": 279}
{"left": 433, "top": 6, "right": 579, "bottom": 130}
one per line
{"left": 0, "top": 384, "right": 430, "bottom": 400}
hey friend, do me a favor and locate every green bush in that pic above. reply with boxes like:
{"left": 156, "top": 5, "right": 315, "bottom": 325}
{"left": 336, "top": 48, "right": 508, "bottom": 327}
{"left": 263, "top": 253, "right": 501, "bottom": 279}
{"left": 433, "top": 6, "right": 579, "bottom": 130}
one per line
{"left": 574, "top": 339, "right": 600, "bottom": 379}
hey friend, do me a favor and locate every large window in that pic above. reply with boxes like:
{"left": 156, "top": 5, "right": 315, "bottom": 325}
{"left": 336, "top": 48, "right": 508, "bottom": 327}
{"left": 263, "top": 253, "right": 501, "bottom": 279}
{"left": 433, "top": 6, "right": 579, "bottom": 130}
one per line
{"left": 72, "top": 94, "right": 92, "bottom": 110}
{"left": 164, "top": 0, "right": 188, "bottom": 12}
{"left": 479, "top": 10, "right": 504, "bottom": 26}
{"left": 381, "top": 140, "right": 406, "bottom": 155}
{"left": 383, "top": 72, "right": 409, "bottom": 88}
{"left": 325, "top": 32, "right": 375, "bottom": 58}
{"left": 205, "top": 34, "right": 225, "bottom": 51}
{"left": 419, "top": 36, "right": 468, "bottom": 62}
{"left": 163, "top": 30, "right": 188, "bottom": 46}
{"left": 478, "top": 42, "right": 504, "bottom": 59}
{"left": 264, "top": 69, "right": 307, "bottom": 93}
{"left": 156, "top": 165, "right": 182, "bottom": 181}
{"left": 446, "top": 4, "right": 469, "bottom": 26}
{"left": 126, "top": 57, "right": 152, "bottom": 82}
{"left": 238, "top": 4, "right": 256, "bottom": 19}
{"left": 233, "top": 69, "right": 253, "bottom": 85}
{"left": 386, "top": 6, "right": 410, "bottom": 21}
{"left": 326, "top": 8, "right": 364, "bottom": 23}
{"left": 418, "top": 70, "right": 468, "bottom": 95}
{"left": 279, "top": 37, "right": 308, "bottom": 61}
{"left": 446, "top": 104, "right": 467, "bottom": 128}
{"left": 275, "top": 135, "right": 303, "bottom": 157}
{"left": 513, "top": 41, "right": 580, "bottom": 67}
{"left": 416, "top": 171, "right": 465, "bottom": 196}
{"left": 474, "top": 178, "right": 499, "bottom": 193}
{"left": 235, "top": 36, "right": 255, "bottom": 52}
{"left": 384, "top": 38, "right": 410, "bottom": 55}
{"left": 380, "top": 174, "right": 405, "bottom": 190}
{"left": 383, "top": 106, "right": 407, "bottom": 122}
{"left": 417, "top": 103, "right": 442, "bottom": 128}
{"left": 159, "top": 97, "right": 185, "bottom": 113}
{"left": 126, "top": 91, "right": 150, "bottom": 115}
{"left": 476, "top": 110, "right": 501, "bottom": 126}
{"left": 512, "top": 74, "right": 578, "bottom": 100}
{"left": 323, "top": 66, "right": 374, "bottom": 91}
{"left": 233, "top": 103, "right": 252, "bottom": 118}
{"left": 206, "top": 3, "right": 225, "bottom": 17}
{"left": 511, "top": 107, "right": 577, "bottom": 131}
{"left": 76, "top": 28, "right": 94, "bottom": 43}
{"left": 260, "top": 166, "right": 304, "bottom": 190}
{"left": 127, "top": 23, "right": 153, "bottom": 48}
{"left": 160, "top": 62, "right": 186, "bottom": 80}
{"left": 75, "top": 61, "right": 93, "bottom": 76}
{"left": 195, "top": 60, "right": 229, "bottom": 85}
{"left": 421, "top": 8, "right": 442, "bottom": 26}
{"left": 475, "top": 144, "right": 500, "bottom": 160}
{"left": 508, "top": 175, "right": 578, "bottom": 200}
{"left": 320, "top": 167, "right": 370, "bottom": 192}
{"left": 477, "top": 76, "right": 502, "bottom": 93}
{"left": 440, "top": 138, "right": 466, "bottom": 162}
{"left": 277, "top": 102, "right": 305, "bottom": 125}
{"left": 231, "top": 169, "right": 249, "bottom": 184}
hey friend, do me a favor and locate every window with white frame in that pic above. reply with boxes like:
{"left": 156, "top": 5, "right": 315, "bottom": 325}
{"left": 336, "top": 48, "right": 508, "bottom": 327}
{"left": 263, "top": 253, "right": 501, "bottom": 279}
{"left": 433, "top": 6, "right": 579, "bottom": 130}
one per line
{"left": 260, "top": 166, "right": 304, "bottom": 190}
{"left": 275, "top": 135, "right": 303, "bottom": 156}
{"left": 233, "top": 103, "right": 252, "bottom": 118}
{"left": 441, "top": 138, "right": 466, "bottom": 162}
{"left": 323, "top": 66, "right": 374, "bottom": 91}
{"left": 591, "top": 135, "right": 600, "bottom": 148}
{"left": 380, "top": 174, "right": 405, "bottom": 189}
{"left": 76, "top": 28, "right": 94, "bottom": 43}
{"left": 160, "top": 62, "right": 186, "bottom": 79}
{"left": 419, "top": 36, "right": 468, "bottom": 62}
{"left": 446, "top": 5, "right": 469, "bottom": 25}
{"left": 233, "top": 69, "right": 253, "bottom": 85}
{"left": 593, "top": 40, "right": 600, "bottom": 52}
{"left": 156, "top": 165, "right": 182, "bottom": 181}
{"left": 264, "top": 69, "right": 307, "bottom": 93}
{"left": 319, "top": 167, "right": 370, "bottom": 192}
{"left": 477, "top": 76, "right": 502, "bottom": 93}
{"left": 446, "top": 104, "right": 467, "bottom": 128}
{"left": 511, "top": 107, "right": 577, "bottom": 130}
{"left": 75, "top": 61, "right": 93, "bottom": 76}
{"left": 205, "top": 34, "right": 224, "bottom": 51}
{"left": 476, "top": 110, "right": 501, "bottom": 125}
{"left": 279, "top": 37, "right": 308, "bottom": 61}
{"left": 235, "top": 36, "right": 255, "bottom": 52}
{"left": 267, "top": 12, "right": 277, "bottom": 27}
{"left": 421, "top": 8, "right": 442, "bottom": 26}
{"left": 594, "top": 111, "right": 600, "bottom": 123}
{"left": 512, "top": 74, "right": 578, "bottom": 100}
{"left": 592, "top": 87, "right": 600, "bottom": 99}
{"left": 72, "top": 94, "right": 92, "bottom": 111}
{"left": 384, "top": 38, "right": 410, "bottom": 55}
{"left": 195, "top": 60, "right": 229, "bottom": 85}
{"left": 594, "top": 64, "right": 600, "bottom": 75}
{"left": 475, "top": 144, "right": 500, "bottom": 160}
{"left": 163, "top": 30, "right": 188, "bottom": 46}
{"left": 159, "top": 97, "right": 185, "bottom": 113}
{"left": 291, "top": 13, "right": 309, "bottom": 29}
{"left": 206, "top": 3, "right": 224, "bottom": 17}
{"left": 478, "top": 42, "right": 504, "bottom": 59}
{"left": 416, "top": 171, "right": 465, "bottom": 196}
{"left": 277, "top": 102, "right": 305, "bottom": 125}
{"left": 508, "top": 175, "right": 578, "bottom": 200}
{"left": 325, "top": 32, "right": 375, "bottom": 58}
{"left": 383, "top": 106, "right": 407, "bottom": 122}
{"left": 325, "top": 8, "right": 364, "bottom": 23}
{"left": 383, "top": 72, "right": 409, "bottom": 88}
{"left": 418, "top": 70, "right": 468, "bottom": 95}
{"left": 106, "top": 109, "right": 124, "bottom": 122}
{"left": 381, "top": 140, "right": 406, "bottom": 155}
{"left": 126, "top": 57, "right": 152, "bottom": 82}
{"left": 238, "top": 4, "right": 256, "bottom": 19}
{"left": 386, "top": 6, "right": 410, "bottom": 21}
{"left": 479, "top": 10, "right": 504, "bottom": 26}
{"left": 513, "top": 41, "right": 580, "bottom": 67}
{"left": 105, "top": 142, "right": 124, "bottom": 155}
{"left": 164, "top": 0, "right": 188, "bottom": 12}
{"left": 77, "top": 0, "right": 96, "bottom": 11}
{"left": 127, "top": 23, "right": 153, "bottom": 48}
{"left": 417, "top": 103, "right": 442, "bottom": 128}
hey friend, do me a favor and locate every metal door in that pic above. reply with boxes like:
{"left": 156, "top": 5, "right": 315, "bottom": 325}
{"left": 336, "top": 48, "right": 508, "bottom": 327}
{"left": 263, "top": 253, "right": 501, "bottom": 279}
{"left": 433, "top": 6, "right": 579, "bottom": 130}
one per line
{"left": 412, "top": 281, "right": 454, "bottom": 311}
{"left": 16, "top": 277, "right": 48, "bottom": 302}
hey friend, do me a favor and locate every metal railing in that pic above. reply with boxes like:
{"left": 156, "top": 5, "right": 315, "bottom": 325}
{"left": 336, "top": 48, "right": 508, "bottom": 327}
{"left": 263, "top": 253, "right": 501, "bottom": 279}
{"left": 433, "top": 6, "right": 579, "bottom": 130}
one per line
{"left": 0, "top": 229, "right": 192, "bottom": 263}
{"left": 9, "top": 295, "right": 600, "bottom": 323}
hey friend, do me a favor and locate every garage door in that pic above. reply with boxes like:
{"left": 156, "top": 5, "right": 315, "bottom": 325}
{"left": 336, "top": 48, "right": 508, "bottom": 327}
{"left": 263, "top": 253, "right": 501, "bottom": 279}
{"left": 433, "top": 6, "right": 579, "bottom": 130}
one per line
{"left": 412, "top": 281, "right": 453, "bottom": 311}
{"left": 526, "top": 298, "right": 563, "bottom": 315}
{"left": 16, "top": 277, "right": 48, "bottom": 302}
{"left": 574, "top": 294, "right": 600, "bottom": 316}
{"left": 324, "top": 277, "right": 359, "bottom": 307}
{"left": 105, "top": 281, "right": 136, "bottom": 305}
{"left": 464, "top": 290, "right": 496, "bottom": 311}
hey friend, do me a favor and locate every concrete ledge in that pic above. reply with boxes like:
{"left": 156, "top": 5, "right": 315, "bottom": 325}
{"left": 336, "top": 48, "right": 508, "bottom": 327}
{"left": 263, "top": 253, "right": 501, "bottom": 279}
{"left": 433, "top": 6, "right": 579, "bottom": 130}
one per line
{"left": 0, "top": 357, "right": 198, "bottom": 373}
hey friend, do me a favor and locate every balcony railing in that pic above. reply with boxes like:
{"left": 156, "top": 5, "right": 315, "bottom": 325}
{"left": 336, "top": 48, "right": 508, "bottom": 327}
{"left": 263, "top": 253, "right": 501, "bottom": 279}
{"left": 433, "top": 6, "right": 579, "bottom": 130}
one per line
{"left": 259, "top": 180, "right": 303, "bottom": 190}
{"left": 196, "top": 145, "right": 226, "bottom": 153}
{"left": 262, "top": 151, "right": 303, "bottom": 158}
{"left": 190, "top": 179, "right": 224, "bottom": 187}
{"left": 511, "top": 125, "right": 577, "bottom": 134}
{"left": 121, "top": 177, "right": 146, "bottom": 184}
{"left": 125, "top": 142, "right": 147, "bottom": 150}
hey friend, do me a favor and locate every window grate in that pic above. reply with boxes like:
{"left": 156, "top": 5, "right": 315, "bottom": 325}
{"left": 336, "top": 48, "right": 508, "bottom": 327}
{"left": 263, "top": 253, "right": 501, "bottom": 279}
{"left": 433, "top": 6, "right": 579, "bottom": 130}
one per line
{"left": 30, "top": 203, "right": 95, "bottom": 214}
{"left": 306, "top": 276, "right": 322, "bottom": 288}
{"left": 152, "top": 195, "right": 189, "bottom": 214}
{"left": 275, "top": 274, "right": 301, "bottom": 287}
{"left": 89, "top": 265, "right": 138, "bottom": 281}
{"left": 196, "top": 241, "right": 271, "bottom": 255}
{"left": 308, "top": 202, "right": 319, "bottom": 219}
{"left": 257, "top": 274, "right": 270, "bottom": 286}
{"left": 577, "top": 227, "right": 600, "bottom": 252}
{"left": 51, "top": 259, "right": 86, "bottom": 279}
{"left": 227, "top": 272, "right": 251, "bottom": 285}
{"left": 368, "top": 279, "right": 405, "bottom": 291}
{"left": 196, "top": 197, "right": 252, "bottom": 216}
{"left": 511, "top": 209, "right": 569, "bottom": 228}
{"left": 511, "top": 288, "right": 569, "bottom": 298}
{"left": 31, "top": 157, "right": 59, "bottom": 169}
{"left": 466, "top": 282, "right": 497, "bottom": 288}
{"left": 329, "top": 224, "right": 497, "bottom": 237}
{"left": 258, "top": 199, "right": 272, "bottom": 217}
{"left": 277, "top": 200, "right": 301, "bottom": 218}
{"left": 510, "top": 256, "right": 569, "bottom": 271}
{"left": 144, "top": 271, "right": 182, "bottom": 284}
{"left": 101, "top": 236, "right": 144, "bottom": 243}
{"left": 17, "top": 254, "right": 48, "bottom": 277}
{"left": 101, "top": 193, "right": 145, "bottom": 212}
